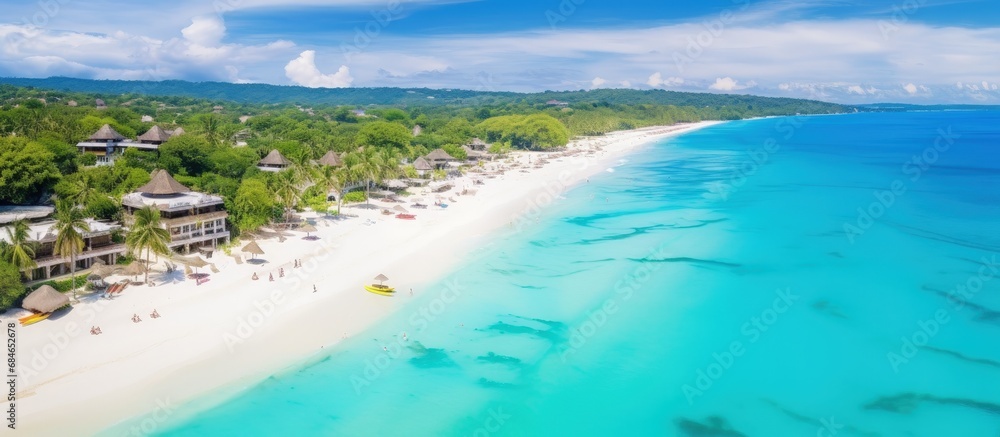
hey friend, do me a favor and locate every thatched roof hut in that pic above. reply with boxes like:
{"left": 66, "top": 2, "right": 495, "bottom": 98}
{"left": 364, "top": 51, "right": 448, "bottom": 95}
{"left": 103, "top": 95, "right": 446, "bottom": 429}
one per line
{"left": 89, "top": 124, "right": 125, "bottom": 142}
{"left": 137, "top": 125, "right": 171, "bottom": 144}
{"left": 135, "top": 170, "right": 191, "bottom": 196}
{"left": 22, "top": 285, "right": 69, "bottom": 313}
{"left": 258, "top": 150, "right": 291, "bottom": 170}
{"left": 169, "top": 127, "right": 185, "bottom": 137}
{"left": 412, "top": 157, "right": 433, "bottom": 172}
{"left": 318, "top": 150, "right": 343, "bottom": 167}
{"left": 425, "top": 149, "right": 457, "bottom": 169}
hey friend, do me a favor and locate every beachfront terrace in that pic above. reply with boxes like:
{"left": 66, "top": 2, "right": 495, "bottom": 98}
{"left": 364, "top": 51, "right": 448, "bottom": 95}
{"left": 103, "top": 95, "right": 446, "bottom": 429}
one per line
{"left": 0, "top": 218, "right": 126, "bottom": 281}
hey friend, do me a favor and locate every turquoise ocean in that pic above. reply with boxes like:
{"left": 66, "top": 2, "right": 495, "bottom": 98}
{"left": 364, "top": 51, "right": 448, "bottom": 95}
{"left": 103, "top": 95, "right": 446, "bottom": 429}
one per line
{"left": 135, "top": 111, "right": 999, "bottom": 436}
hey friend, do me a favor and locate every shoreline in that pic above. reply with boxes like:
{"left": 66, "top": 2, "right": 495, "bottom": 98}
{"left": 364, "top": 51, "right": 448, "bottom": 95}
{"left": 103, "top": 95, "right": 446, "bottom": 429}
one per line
{"left": 11, "top": 121, "right": 724, "bottom": 435}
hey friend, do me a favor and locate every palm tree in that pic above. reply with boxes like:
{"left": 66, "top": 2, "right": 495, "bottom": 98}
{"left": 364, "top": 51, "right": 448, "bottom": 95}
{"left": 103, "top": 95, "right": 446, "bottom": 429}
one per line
{"left": 313, "top": 165, "right": 345, "bottom": 215}
{"left": 271, "top": 170, "right": 301, "bottom": 224}
{"left": 0, "top": 219, "right": 37, "bottom": 280}
{"left": 50, "top": 200, "right": 90, "bottom": 293}
{"left": 67, "top": 173, "right": 101, "bottom": 207}
{"left": 344, "top": 148, "right": 400, "bottom": 207}
{"left": 124, "top": 205, "right": 171, "bottom": 284}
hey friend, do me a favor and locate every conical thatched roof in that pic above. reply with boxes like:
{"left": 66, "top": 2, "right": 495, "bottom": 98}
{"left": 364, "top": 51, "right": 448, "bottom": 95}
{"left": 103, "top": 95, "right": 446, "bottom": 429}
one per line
{"left": 374, "top": 273, "right": 388, "bottom": 282}
{"left": 413, "top": 157, "right": 433, "bottom": 171}
{"left": 170, "top": 127, "right": 185, "bottom": 137}
{"left": 89, "top": 124, "right": 125, "bottom": 141}
{"left": 299, "top": 223, "right": 318, "bottom": 233}
{"left": 425, "top": 149, "right": 456, "bottom": 161}
{"left": 241, "top": 241, "right": 265, "bottom": 255}
{"left": 136, "top": 170, "right": 191, "bottom": 196}
{"left": 173, "top": 254, "right": 209, "bottom": 268}
{"left": 137, "top": 125, "right": 171, "bottom": 143}
{"left": 259, "top": 149, "right": 291, "bottom": 166}
{"left": 318, "top": 150, "right": 343, "bottom": 167}
{"left": 22, "top": 285, "right": 69, "bottom": 314}
{"left": 123, "top": 262, "right": 147, "bottom": 276}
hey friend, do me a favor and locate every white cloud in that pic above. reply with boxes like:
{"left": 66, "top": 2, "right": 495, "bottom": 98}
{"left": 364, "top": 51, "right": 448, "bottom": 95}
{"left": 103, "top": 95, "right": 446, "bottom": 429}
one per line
{"left": 903, "top": 83, "right": 918, "bottom": 94}
{"left": 284, "top": 50, "right": 353, "bottom": 88}
{"left": 591, "top": 77, "right": 607, "bottom": 88}
{"left": 620, "top": 80, "right": 631, "bottom": 87}
{"left": 709, "top": 77, "right": 755, "bottom": 91}
{"left": 847, "top": 85, "right": 866, "bottom": 95}
{"left": 181, "top": 16, "right": 226, "bottom": 46}
{"left": 647, "top": 72, "right": 683, "bottom": 87}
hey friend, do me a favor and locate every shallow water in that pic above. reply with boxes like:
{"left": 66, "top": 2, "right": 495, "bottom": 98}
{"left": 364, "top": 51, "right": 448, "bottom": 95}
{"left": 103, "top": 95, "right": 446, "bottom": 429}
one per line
{"left": 136, "top": 112, "right": 999, "bottom": 436}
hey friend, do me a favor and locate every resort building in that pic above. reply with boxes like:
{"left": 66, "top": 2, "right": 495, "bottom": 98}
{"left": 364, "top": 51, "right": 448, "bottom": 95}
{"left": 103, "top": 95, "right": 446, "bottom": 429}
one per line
{"left": 258, "top": 149, "right": 291, "bottom": 172}
{"left": 412, "top": 157, "right": 433, "bottom": 176}
{"left": 122, "top": 170, "right": 230, "bottom": 255}
{"left": 424, "top": 148, "right": 458, "bottom": 169}
{"left": 0, "top": 206, "right": 125, "bottom": 281}
{"left": 76, "top": 124, "right": 174, "bottom": 166}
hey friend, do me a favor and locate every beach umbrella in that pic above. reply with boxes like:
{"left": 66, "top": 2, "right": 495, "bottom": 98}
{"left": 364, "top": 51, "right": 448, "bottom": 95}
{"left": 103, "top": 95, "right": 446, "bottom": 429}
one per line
{"left": 241, "top": 241, "right": 265, "bottom": 260}
{"left": 92, "top": 263, "right": 118, "bottom": 278}
{"left": 123, "top": 262, "right": 147, "bottom": 281}
{"left": 22, "top": 285, "right": 69, "bottom": 314}
{"left": 374, "top": 274, "right": 389, "bottom": 285}
{"left": 174, "top": 255, "right": 209, "bottom": 274}
{"left": 298, "top": 223, "right": 318, "bottom": 237}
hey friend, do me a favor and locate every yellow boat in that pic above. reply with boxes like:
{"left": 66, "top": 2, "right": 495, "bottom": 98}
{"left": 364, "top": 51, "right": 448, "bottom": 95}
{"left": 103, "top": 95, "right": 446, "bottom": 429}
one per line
{"left": 364, "top": 284, "right": 395, "bottom": 296}
{"left": 20, "top": 312, "right": 51, "bottom": 326}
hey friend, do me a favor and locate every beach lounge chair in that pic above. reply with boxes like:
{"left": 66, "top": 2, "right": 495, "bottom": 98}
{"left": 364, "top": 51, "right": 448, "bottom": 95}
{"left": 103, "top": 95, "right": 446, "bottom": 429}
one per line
{"left": 234, "top": 256, "right": 243, "bottom": 265}
{"left": 210, "top": 264, "right": 220, "bottom": 273}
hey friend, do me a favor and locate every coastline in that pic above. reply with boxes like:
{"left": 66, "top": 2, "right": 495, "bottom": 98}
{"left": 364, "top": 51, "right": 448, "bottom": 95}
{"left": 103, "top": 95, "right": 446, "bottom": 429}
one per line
{"left": 12, "top": 121, "right": 724, "bottom": 435}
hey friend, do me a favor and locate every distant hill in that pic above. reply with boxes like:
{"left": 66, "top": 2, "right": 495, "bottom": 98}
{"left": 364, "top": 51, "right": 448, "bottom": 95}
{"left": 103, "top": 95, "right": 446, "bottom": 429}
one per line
{"left": 0, "top": 76, "right": 850, "bottom": 113}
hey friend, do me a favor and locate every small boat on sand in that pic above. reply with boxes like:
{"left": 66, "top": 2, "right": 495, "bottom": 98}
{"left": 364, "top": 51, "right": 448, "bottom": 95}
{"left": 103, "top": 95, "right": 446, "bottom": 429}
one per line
{"left": 20, "top": 312, "right": 51, "bottom": 326}
{"left": 364, "top": 274, "right": 395, "bottom": 296}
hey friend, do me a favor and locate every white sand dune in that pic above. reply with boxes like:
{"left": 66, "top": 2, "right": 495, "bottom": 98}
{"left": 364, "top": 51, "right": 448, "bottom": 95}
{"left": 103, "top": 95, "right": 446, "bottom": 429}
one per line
{"left": 9, "top": 122, "right": 722, "bottom": 435}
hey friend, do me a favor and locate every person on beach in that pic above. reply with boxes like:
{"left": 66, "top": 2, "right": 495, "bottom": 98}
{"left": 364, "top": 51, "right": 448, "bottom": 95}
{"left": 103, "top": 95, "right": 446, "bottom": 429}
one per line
{"left": 409, "top": 288, "right": 413, "bottom": 296}
{"left": 90, "top": 326, "right": 98, "bottom": 335}
{"left": 313, "top": 284, "right": 317, "bottom": 293}
{"left": 269, "top": 273, "right": 274, "bottom": 281}
{"left": 252, "top": 272, "right": 259, "bottom": 280}
{"left": 151, "top": 309, "right": 160, "bottom": 319}
{"left": 96, "top": 326, "right": 102, "bottom": 335}
{"left": 279, "top": 268, "right": 284, "bottom": 278}
{"left": 132, "top": 314, "right": 141, "bottom": 323}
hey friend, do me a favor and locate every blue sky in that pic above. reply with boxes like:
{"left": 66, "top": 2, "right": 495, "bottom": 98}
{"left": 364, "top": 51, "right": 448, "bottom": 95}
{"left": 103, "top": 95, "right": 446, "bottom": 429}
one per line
{"left": 1, "top": 0, "right": 999, "bottom": 103}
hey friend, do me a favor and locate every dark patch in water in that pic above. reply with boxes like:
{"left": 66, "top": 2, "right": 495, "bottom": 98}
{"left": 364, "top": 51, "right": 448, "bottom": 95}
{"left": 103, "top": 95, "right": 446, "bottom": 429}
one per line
{"left": 827, "top": 251, "right": 845, "bottom": 258}
{"left": 921, "top": 285, "right": 1000, "bottom": 326}
{"left": 762, "top": 399, "right": 879, "bottom": 437}
{"left": 572, "top": 258, "right": 616, "bottom": 264}
{"left": 628, "top": 256, "right": 741, "bottom": 269}
{"left": 513, "top": 284, "right": 545, "bottom": 290}
{"left": 477, "top": 378, "right": 516, "bottom": 389}
{"left": 812, "top": 300, "right": 849, "bottom": 319}
{"left": 476, "top": 352, "right": 523, "bottom": 366}
{"left": 484, "top": 322, "right": 562, "bottom": 342}
{"left": 579, "top": 224, "right": 669, "bottom": 244}
{"left": 923, "top": 346, "right": 1000, "bottom": 370}
{"left": 676, "top": 416, "right": 747, "bottom": 437}
{"left": 865, "top": 393, "right": 1000, "bottom": 416}
{"left": 885, "top": 221, "right": 1000, "bottom": 253}
{"left": 488, "top": 267, "right": 527, "bottom": 276}
{"left": 408, "top": 347, "right": 456, "bottom": 369}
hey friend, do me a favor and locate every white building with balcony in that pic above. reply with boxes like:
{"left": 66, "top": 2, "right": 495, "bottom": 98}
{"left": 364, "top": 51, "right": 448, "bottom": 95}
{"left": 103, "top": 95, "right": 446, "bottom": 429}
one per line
{"left": 122, "top": 170, "right": 230, "bottom": 255}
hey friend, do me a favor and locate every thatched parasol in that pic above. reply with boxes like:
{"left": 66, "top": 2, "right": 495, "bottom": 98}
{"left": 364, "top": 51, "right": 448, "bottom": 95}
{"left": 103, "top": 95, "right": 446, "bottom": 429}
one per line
{"left": 298, "top": 223, "right": 318, "bottom": 238}
{"left": 123, "top": 262, "right": 147, "bottom": 280}
{"left": 22, "top": 285, "right": 69, "bottom": 314}
{"left": 374, "top": 274, "right": 389, "bottom": 285}
{"left": 259, "top": 150, "right": 291, "bottom": 167}
{"left": 242, "top": 241, "right": 265, "bottom": 259}
{"left": 174, "top": 254, "right": 210, "bottom": 275}
{"left": 88, "top": 124, "right": 125, "bottom": 141}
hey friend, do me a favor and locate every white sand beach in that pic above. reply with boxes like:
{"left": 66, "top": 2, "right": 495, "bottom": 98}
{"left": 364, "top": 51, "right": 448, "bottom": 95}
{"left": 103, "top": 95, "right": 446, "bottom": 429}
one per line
{"left": 9, "top": 121, "right": 721, "bottom": 435}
